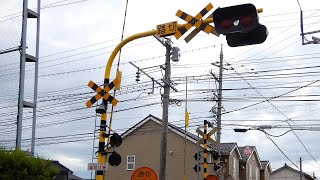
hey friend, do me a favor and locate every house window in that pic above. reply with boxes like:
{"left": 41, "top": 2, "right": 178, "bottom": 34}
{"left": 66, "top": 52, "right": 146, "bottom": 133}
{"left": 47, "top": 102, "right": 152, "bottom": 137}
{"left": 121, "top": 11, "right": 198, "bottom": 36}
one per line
{"left": 255, "top": 167, "right": 259, "bottom": 180}
{"left": 127, "top": 155, "right": 135, "bottom": 170}
{"left": 249, "top": 164, "right": 252, "bottom": 180}
{"left": 233, "top": 158, "right": 237, "bottom": 178}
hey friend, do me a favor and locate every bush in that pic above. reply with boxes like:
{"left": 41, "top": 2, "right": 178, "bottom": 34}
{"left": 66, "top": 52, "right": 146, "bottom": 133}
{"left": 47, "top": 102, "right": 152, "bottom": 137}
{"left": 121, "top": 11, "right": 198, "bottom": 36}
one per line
{"left": 0, "top": 148, "right": 59, "bottom": 180}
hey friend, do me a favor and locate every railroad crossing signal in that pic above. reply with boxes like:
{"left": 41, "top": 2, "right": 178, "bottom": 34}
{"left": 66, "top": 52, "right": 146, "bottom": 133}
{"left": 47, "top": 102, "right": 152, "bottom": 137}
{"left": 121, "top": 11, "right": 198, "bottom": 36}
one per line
{"left": 196, "top": 127, "right": 218, "bottom": 145}
{"left": 212, "top": 3, "right": 268, "bottom": 47}
{"left": 86, "top": 78, "right": 120, "bottom": 108}
{"left": 174, "top": 3, "right": 219, "bottom": 42}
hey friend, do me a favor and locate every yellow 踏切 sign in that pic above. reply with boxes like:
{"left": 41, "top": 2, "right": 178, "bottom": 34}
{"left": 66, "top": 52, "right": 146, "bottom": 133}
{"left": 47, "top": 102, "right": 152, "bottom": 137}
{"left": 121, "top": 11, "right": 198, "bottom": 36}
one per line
{"left": 156, "top": 21, "right": 178, "bottom": 37}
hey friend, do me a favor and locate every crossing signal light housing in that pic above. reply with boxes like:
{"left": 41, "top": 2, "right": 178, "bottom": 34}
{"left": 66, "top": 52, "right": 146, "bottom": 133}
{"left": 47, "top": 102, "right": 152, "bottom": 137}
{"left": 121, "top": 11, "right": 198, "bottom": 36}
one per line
{"left": 110, "top": 133, "right": 122, "bottom": 147}
{"left": 211, "top": 150, "right": 223, "bottom": 172}
{"left": 213, "top": 3, "right": 259, "bottom": 35}
{"left": 108, "top": 151, "right": 121, "bottom": 167}
{"left": 226, "top": 24, "right": 268, "bottom": 47}
{"left": 212, "top": 150, "right": 220, "bottom": 162}
{"left": 213, "top": 3, "right": 268, "bottom": 47}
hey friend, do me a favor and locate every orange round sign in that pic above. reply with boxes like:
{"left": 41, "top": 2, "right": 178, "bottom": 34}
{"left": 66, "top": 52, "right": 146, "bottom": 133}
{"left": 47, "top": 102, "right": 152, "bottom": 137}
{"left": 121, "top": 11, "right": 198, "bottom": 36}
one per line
{"left": 207, "top": 175, "right": 219, "bottom": 180}
{"left": 131, "top": 167, "right": 158, "bottom": 180}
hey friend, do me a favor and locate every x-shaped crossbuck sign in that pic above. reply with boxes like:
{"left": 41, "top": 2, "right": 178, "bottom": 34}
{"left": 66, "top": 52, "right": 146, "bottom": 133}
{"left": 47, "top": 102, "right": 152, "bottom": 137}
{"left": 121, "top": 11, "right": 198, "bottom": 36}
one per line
{"left": 174, "top": 3, "right": 218, "bottom": 42}
{"left": 196, "top": 127, "right": 218, "bottom": 145}
{"left": 86, "top": 78, "right": 120, "bottom": 108}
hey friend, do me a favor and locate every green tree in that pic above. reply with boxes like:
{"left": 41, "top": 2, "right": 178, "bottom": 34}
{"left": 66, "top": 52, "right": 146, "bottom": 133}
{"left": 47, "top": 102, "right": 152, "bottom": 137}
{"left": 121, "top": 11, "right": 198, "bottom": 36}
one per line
{"left": 0, "top": 148, "right": 59, "bottom": 180}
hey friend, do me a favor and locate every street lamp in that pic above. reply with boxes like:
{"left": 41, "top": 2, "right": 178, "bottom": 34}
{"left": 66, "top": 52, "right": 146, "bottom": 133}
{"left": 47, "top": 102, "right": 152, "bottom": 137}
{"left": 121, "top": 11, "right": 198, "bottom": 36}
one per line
{"left": 234, "top": 125, "right": 320, "bottom": 137}
{"left": 234, "top": 125, "right": 273, "bottom": 133}
{"left": 312, "top": 36, "right": 320, "bottom": 44}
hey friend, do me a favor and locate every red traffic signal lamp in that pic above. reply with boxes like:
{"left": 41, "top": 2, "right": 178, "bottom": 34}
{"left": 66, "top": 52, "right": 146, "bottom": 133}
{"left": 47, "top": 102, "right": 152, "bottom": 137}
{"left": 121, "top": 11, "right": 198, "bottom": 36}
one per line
{"left": 213, "top": 3, "right": 268, "bottom": 47}
{"left": 213, "top": 3, "right": 259, "bottom": 35}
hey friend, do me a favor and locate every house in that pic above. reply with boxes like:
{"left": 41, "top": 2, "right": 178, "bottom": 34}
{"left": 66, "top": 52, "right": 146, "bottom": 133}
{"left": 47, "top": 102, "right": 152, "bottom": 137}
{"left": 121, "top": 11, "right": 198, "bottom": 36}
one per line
{"left": 105, "top": 114, "right": 211, "bottom": 180}
{"left": 51, "top": 161, "right": 84, "bottom": 180}
{"left": 213, "top": 142, "right": 241, "bottom": 179}
{"left": 238, "top": 146, "right": 262, "bottom": 180}
{"left": 52, "top": 160, "right": 73, "bottom": 180}
{"left": 270, "top": 163, "right": 316, "bottom": 180}
{"left": 260, "top": 161, "right": 272, "bottom": 180}
{"left": 105, "top": 114, "right": 270, "bottom": 180}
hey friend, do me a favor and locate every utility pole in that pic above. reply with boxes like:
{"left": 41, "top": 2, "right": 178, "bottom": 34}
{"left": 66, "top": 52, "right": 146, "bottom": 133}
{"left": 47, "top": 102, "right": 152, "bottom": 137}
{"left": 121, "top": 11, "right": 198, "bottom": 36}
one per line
{"left": 159, "top": 38, "right": 172, "bottom": 180}
{"left": 16, "top": 0, "right": 29, "bottom": 150}
{"left": 17, "top": 0, "right": 40, "bottom": 152}
{"left": 130, "top": 36, "right": 178, "bottom": 180}
{"left": 31, "top": 0, "right": 41, "bottom": 156}
{"left": 216, "top": 45, "right": 223, "bottom": 144}
{"left": 300, "top": 157, "right": 303, "bottom": 180}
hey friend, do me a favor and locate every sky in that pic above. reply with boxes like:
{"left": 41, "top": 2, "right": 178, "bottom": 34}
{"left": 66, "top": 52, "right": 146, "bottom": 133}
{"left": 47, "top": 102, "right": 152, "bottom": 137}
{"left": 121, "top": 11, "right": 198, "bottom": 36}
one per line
{"left": 1, "top": 0, "right": 320, "bottom": 179}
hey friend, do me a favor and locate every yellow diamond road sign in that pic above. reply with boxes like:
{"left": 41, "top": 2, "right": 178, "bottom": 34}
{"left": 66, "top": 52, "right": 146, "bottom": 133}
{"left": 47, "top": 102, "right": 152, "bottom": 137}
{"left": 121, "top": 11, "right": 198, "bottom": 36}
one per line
{"left": 156, "top": 21, "right": 178, "bottom": 37}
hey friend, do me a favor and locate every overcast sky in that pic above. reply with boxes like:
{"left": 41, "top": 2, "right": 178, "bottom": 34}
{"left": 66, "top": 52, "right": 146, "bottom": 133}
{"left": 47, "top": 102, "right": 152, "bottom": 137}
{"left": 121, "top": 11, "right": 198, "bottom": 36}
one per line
{"left": 1, "top": 0, "right": 320, "bottom": 179}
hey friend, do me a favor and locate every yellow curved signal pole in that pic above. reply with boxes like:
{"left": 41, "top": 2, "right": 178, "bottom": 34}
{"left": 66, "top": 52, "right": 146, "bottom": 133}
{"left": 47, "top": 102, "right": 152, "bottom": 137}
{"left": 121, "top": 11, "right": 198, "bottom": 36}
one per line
{"left": 97, "top": 7, "right": 263, "bottom": 179}
{"left": 99, "top": 20, "right": 213, "bottom": 180}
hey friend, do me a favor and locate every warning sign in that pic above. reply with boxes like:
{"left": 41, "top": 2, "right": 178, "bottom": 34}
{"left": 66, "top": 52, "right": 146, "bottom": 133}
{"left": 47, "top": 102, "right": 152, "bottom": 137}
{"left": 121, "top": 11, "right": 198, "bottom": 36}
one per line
{"left": 131, "top": 167, "right": 158, "bottom": 180}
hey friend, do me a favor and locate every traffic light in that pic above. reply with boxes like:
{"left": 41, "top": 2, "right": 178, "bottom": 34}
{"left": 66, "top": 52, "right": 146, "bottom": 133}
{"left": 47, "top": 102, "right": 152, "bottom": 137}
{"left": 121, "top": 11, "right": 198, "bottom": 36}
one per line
{"left": 213, "top": 3, "right": 268, "bottom": 47}
{"left": 106, "top": 133, "right": 123, "bottom": 167}
{"left": 212, "top": 150, "right": 220, "bottom": 162}
{"left": 110, "top": 133, "right": 122, "bottom": 147}
{"left": 211, "top": 150, "right": 222, "bottom": 172}
{"left": 226, "top": 24, "right": 268, "bottom": 47}
{"left": 213, "top": 4, "right": 259, "bottom": 35}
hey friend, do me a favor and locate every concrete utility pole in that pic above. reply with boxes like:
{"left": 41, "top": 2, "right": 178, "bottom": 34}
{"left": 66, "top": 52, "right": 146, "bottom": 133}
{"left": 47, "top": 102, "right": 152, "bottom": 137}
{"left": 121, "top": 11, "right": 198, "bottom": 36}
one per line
{"left": 159, "top": 38, "right": 172, "bottom": 180}
{"left": 216, "top": 45, "right": 223, "bottom": 144}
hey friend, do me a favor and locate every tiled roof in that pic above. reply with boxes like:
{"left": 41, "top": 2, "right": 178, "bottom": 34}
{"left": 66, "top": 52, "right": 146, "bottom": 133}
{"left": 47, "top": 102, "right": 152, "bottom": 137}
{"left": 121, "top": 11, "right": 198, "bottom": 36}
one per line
{"left": 260, "top": 160, "right": 270, "bottom": 170}
{"left": 209, "top": 142, "right": 238, "bottom": 155}
{"left": 167, "top": 119, "right": 200, "bottom": 141}
{"left": 271, "top": 163, "right": 315, "bottom": 179}
{"left": 51, "top": 160, "right": 73, "bottom": 173}
{"left": 69, "top": 173, "right": 84, "bottom": 180}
